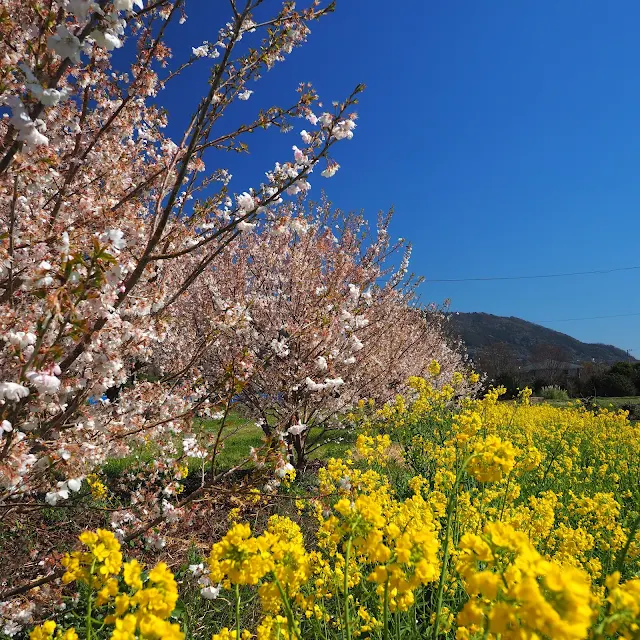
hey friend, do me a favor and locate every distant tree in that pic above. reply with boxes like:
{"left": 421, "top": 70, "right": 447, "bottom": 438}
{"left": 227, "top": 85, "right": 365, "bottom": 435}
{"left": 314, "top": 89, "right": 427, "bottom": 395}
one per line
{"left": 531, "top": 344, "right": 571, "bottom": 384}
{"left": 610, "top": 362, "right": 635, "bottom": 378}
{"left": 476, "top": 342, "right": 520, "bottom": 381}
{"left": 633, "top": 364, "right": 640, "bottom": 394}
{"left": 596, "top": 372, "right": 637, "bottom": 398}
{"left": 159, "top": 202, "right": 474, "bottom": 468}
{"left": 581, "top": 362, "right": 640, "bottom": 398}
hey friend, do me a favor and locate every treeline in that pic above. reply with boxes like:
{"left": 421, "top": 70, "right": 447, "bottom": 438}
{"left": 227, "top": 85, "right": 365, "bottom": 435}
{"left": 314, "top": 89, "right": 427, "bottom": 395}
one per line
{"left": 577, "top": 362, "right": 640, "bottom": 398}
{"left": 475, "top": 342, "right": 639, "bottom": 399}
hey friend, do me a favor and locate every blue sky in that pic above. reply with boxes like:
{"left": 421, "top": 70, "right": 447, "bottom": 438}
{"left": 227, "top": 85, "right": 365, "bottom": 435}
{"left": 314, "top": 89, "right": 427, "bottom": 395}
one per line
{"left": 157, "top": 0, "right": 640, "bottom": 354}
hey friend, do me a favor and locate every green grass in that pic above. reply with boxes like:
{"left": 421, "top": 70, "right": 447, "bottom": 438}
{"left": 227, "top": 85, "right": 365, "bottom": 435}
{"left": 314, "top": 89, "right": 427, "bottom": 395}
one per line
{"left": 200, "top": 415, "right": 263, "bottom": 473}
{"left": 307, "top": 427, "right": 356, "bottom": 461}
{"left": 102, "top": 411, "right": 356, "bottom": 480}
{"left": 593, "top": 396, "right": 640, "bottom": 406}
{"left": 541, "top": 395, "right": 640, "bottom": 411}
{"left": 103, "top": 410, "right": 259, "bottom": 478}
{"left": 103, "top": 445, "right": 161, "bottom": 477}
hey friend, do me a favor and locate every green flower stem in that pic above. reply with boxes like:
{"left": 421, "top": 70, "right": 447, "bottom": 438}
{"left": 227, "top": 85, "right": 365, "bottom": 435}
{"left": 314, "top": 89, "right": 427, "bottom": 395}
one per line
{"left": 274, "top": 577, "right": 302, "bottom": 640}
{"left": 86, "top": 559, "right": 97, "bottom": 640}
{"left": 498, "top": 469, "right": 514, "bottom": 521}
{"left": 615, "top": 511, "right": 640, "bottom": 575}
{"left": 383, "top": 578, "right": 390, "bottom": 640}
{"left": 432, "top": 455, "right": 473, "bottom": 640}
{"left": 344, "top": 538, "right": 352, "bottom": 640}
{"left": 235, "top": 583, "right": 241, "bottom": 640}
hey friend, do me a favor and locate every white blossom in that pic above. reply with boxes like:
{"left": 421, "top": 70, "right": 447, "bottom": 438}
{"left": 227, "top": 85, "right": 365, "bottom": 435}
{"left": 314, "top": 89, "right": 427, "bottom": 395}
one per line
{"left": 287, "top": 422, "right": 307, "bottom": 436}
{"left": 26, "top": 371, "right": 61, "bottom": 395}
{"left": 2, "top": 620, "right": 21, "bottom": 637}
{"left": 289, "top": 219, "right": 309, "bottom": 235}
{"left": 146, "top": 533, "right": 166, "bottom": 550}
{"left": 236, "top": 192, "right": 255, "bottom": 212}
{"left": 162, "top": 499, "right": 181, "bottom": 523}
{"left": 45, "top": 481, "right": 71, "bottom": 506}
{"left": 68, "top": 0, "right": 93, "bottom": 20}
{"left": 236, "top": 220, "right": 257, "bottom": 232}
{"left": 3, "top": 97, "right": 49, "bottom": 148}
{"left": 101, "top": 229, "right": 126, "bottom": 250}
{"left": 59, "top": 232, "right": 70, "bottom": 255}
{"left": 114, "top": 0, "right": 144, "bottom": 12}
{"left": 334, "top": 118, "right": 356, "bottom": 140}
{"left": 48, "top": 24, "right": 82, "bottom": 63}
{"left": 350, "top": 335, "right": 364, "bottom": 352}
{"left": 316, "top": 356, "right": 328, "bottom": 371}
{"left": 6, "top": 331, "right": 36, "bottom": 350}
{"left": 67, "top": 478, "right": 83, "bottom": 492}
{"left": 321, "top": 162, "right": 340, "bottom": 178}
{"left": 348, "top": 283, "right": 360, "bottom": 302}
{"left": 353, "top": 316, "right": 369, "bottom": 329}
{"left": 0, "top": 382, "right": 30, "bottom": 403}
{"left": 318, "top": 113, "right": 333, "bottom": 128}
{"left": 238, "top": 90, "right": 253, "bottom": 101}
{"left": 292, "top": 145, "right": 307, "bottom": 164}
{"left": 270, "top": 337, "right": 290, "bottom": 358}
{"left": 275, "top": 462, "right": 294, "bottom": 478}
{"left": 305, "top": 377, "right": 326, "bottom": 392}
{"left": 201, "top": 585, "right": 221, "bottom": 599}
{"left": 20, "top": 64, "right": 71, "bottom": 106}
{"left": 30, "top": 86, "right": 70, "bottom": 107}
{"left": 90, "top": 29, "right": 122, "bottom": 51}
{"left": 183, "top": 435, "right": 206, "bottom": 459}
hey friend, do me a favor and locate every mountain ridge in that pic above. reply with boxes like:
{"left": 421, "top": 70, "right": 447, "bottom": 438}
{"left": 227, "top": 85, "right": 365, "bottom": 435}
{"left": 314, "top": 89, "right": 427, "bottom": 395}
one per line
{"left": 448, "top": 312, "right": 634, "bottom": 364}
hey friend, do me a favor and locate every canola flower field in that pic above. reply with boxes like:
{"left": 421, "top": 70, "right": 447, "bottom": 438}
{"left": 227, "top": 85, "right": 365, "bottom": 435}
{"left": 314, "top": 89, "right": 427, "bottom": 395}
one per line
{"left": 24, "top": 374, "right": 640, "bottom": 640}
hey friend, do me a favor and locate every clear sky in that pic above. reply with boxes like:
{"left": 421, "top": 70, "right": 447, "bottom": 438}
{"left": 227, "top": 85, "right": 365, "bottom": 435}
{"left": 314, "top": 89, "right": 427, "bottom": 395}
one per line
{"left": 158, "top": 0, "right": 640, "bottom": 354}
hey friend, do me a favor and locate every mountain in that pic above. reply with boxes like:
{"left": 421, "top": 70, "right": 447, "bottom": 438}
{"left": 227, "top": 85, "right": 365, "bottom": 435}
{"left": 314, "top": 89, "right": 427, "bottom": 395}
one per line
{"left": 448, "top": 312, "right": 633, "bottom": 364}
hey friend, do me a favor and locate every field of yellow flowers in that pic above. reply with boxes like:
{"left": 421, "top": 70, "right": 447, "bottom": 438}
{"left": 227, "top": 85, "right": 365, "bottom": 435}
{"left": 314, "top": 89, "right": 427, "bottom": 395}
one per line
{"left": 22, "top": 375, "right": 640, "bottom": 640}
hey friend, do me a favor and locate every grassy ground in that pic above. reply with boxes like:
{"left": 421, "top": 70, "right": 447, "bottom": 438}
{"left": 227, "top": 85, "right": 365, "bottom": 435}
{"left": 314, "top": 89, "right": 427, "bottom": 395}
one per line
{"left": 103, "top": 411, "right": 355, "bottom": 479}
{"left": 102, "top": 411, "right": 259, "bottom": 478}
{"left": 541, "top": 395, "right": 640, "bottom": 408}
{"left": 199, "top": 413, "right": 263, "bottom": 473}
{"left": 592, "top": 395, "right": 640, "bottom": 406}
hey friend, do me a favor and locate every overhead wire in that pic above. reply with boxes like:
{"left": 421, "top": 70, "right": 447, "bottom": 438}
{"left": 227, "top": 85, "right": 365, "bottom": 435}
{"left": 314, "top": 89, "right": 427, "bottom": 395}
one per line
{"left": 534, "top": 312, "right": 640, "bottom": 323}
{"left": 436, "top": 265, "right": 640, "bottom": 331}
{"left": 427, "top": 265, "right": 640, "bottom": 283}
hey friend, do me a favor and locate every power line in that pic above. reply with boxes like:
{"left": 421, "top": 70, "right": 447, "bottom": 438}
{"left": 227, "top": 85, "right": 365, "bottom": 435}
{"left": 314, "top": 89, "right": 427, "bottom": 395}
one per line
{"left": 535, "top": 311, "right": 640, "bottom": 323}
{"left": 427, "top": 265, "right": 640, "bottom": 283}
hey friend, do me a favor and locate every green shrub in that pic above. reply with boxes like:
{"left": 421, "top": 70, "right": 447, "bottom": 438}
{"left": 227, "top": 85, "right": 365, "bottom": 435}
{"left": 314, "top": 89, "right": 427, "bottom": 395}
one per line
{"left": 540, "top": 385, "right": 569, "bottom": 401}
{"left": 599, "top": 372, "right": 638, "bottom": 397}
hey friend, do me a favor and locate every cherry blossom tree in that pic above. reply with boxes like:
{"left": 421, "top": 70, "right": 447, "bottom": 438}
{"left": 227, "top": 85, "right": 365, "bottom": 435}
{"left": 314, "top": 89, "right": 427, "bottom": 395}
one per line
{"left": 0, "top": 0, "right": 475, "bottom": 618}
{"left": 0, "top": 0, "right": 361, "bottom": 510}
{"left": 166, "top": 199, "right": 472, "bottom": 468}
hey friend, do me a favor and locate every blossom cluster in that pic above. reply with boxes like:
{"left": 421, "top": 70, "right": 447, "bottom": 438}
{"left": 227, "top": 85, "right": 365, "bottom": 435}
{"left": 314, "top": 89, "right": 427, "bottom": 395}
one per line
{"left": 0, "top": 0, "right": 365, "bottom": 531}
